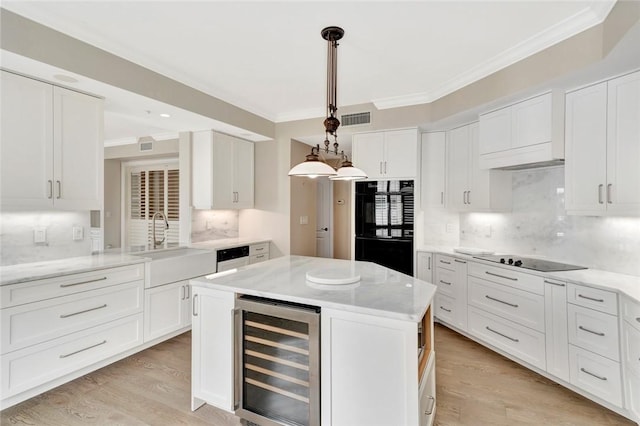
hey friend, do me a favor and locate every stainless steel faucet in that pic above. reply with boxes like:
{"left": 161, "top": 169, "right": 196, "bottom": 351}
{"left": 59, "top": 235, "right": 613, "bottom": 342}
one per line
{"left": 152, "top": 211, "right": 169, "bottom": 247}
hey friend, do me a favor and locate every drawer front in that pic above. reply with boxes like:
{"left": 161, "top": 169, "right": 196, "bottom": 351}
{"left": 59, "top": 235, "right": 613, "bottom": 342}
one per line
{"left": 468, "top": 306, "right": 546, "bottom": 370}
{"left": 621, "top": 296, "right": 640, "bottom": 332}
{"left": 419, "top": 354, "right": 436, "bottom": 426}
{"left": 249, "top": 253, "right": 269, "bottom": 264}
{"left": 434, "top": 294, "right": 456, "bottom": 324}
{"left": 249, "top": 242, "right": 269, "bottom": 256}
{"left": 1, "top": 313, "right": 143, "bottom": 397}
{"left": 1, "top": 263, "right": 145, "bottom": 308}
{"left": 569, "top": 345, "right": 623, "bottom": 407}
{"left": 468, "top": 262, "right": 543, "bottom": 295}
{"left": 435, "top": 254, "right": 456, "bottom": 271}
{"left": 567, "top": 304, "right": 619, "bottom": 361}
{"left": 623, "top": 322, "right": 640, "bottom": 377}
{"left": 434, "top": 268, "right": 456, "bottom": 298}
{"left": 468, "top": 276, "right": 545, "bottom": 332}
{"left": 567, "top": 283, "right": 617, "bottom": 315}
{"left": 2, "top": 281, "right": 143, "bottom": 354}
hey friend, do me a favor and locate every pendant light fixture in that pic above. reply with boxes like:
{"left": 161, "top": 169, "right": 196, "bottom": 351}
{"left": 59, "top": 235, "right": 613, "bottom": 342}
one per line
{"left": 288, "top": 26, "right": 367, "bottom": 180}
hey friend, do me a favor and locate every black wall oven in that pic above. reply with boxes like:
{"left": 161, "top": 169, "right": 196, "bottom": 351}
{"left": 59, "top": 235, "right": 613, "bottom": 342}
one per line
{"left": 355, "top": 180, "right": 414, "bottom": 275}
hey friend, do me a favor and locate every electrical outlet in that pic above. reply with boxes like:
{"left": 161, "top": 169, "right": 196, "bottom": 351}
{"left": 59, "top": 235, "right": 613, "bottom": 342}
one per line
{"left": 34, "top": 227, "right": 47, "bottom": 244}
{"left": 446, "top": 223, "right": 455, "bottom": 233}
{"left": 300, "top": 215, "right": 309, "bottom": 225}
{"left": 73, "top": 226, "right": 84, "bottom": 241}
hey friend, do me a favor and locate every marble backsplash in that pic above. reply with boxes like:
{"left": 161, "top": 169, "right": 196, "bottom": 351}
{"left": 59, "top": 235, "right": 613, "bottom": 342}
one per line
{"left": 191, "top": 209, "right": 239, "bottom": 242}
{"left": 459, "top": 166, "right": 640, "bottom": 277}
{"left": 0, "top": 211, "right": 92, "bottom": 266}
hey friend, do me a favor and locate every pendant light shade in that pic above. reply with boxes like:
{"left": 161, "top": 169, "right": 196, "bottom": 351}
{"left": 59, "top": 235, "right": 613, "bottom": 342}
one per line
{"left": 288, "top": 149, "right": 337, "bottom": 178}
{"left": 288, "top": 26, "right": 368, "bottom": 180}
{"left": 329, "top": 159, "right": 367, "bottom": 181}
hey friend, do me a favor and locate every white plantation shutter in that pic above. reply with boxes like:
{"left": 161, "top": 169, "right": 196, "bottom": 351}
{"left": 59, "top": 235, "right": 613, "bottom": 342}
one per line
{"left": 126, "top": 162, "right": 179, "bottom": 248}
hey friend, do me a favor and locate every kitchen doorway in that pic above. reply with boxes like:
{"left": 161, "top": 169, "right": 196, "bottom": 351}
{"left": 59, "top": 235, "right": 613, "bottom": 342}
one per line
{"left": 316, "top": 178, "right": 333, "bottom": 258}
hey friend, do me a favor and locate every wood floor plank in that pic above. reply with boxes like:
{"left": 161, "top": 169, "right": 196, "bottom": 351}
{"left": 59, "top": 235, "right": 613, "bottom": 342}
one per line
{"left": 1, "top": 325, "right": 635, "bottom": 425}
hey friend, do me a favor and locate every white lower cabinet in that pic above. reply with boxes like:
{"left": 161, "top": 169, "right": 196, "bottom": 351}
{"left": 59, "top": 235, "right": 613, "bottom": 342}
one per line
{"left": 191, "top": 285, "right": 235, "bottom": 412}
{"left": 544, "top": 279, "right": 570, "bottom": 382}
{"left": 434, "top": 255, "right": 468, "bottom": 331}
{"left": 468, "top": 305, "right": 546, "bottom": 370}
{"left": 1, "top": 314, "right": 143, "bottom": 399}
{"left": 622, "top": 297, "right": 640, "bottom": 421}
{"left": 144, "top": 281, "right": 191, "bottom": 343}
{"left": 321, "top": 307, "right": 431, "bottom": 426}
{"left": 568, "top": 345, "right": 623, "bottom": 407}
{"left": 0, "top": 264, "right": 145, "bottom": 409}
{"left": 416, "top": 251, "right": 434, "bottom": 284}
{"left": 567, "top": 303, "right": 620, "bottom": 362}
{"left": 419, "top": 354, "right": 436, "bottom": 426}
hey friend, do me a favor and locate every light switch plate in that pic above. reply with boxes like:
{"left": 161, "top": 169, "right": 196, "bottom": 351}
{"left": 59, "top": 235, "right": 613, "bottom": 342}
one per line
{"left": 300, "top": 215, "right": 309, "bottom": 225}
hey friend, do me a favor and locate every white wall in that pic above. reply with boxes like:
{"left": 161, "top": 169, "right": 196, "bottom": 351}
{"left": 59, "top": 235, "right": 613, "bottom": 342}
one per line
{"left": 457, "top": 167, "right": 640, "bottom": 277}
{"left": 0, "top": 211, "right": 92, "bottom": 266}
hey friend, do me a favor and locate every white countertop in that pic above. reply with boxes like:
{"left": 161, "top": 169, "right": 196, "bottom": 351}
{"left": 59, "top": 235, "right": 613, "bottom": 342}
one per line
{"left": 0, "top": 238, "right": 271, "bottom": 286}
{"left": 417, "top": 245, "right": 640, "bottom": 303}
{"left": 191, "top": 255, "right": 437, "bottom": 322}
{"left": 0, "top": 253, "right": 147, "bottom": 285}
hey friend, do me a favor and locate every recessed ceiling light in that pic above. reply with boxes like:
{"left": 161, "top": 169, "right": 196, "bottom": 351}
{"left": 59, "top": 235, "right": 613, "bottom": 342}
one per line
{"left": 53, "top": 74, "right": 78, "bottom": 83}
{"left": 159, "top": 113, "right": 171, "bottom": 118}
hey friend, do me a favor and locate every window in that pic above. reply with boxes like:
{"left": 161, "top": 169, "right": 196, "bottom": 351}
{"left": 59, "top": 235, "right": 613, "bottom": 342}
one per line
{"left": 126, "top": 161, "right": 179, "bottom": 248}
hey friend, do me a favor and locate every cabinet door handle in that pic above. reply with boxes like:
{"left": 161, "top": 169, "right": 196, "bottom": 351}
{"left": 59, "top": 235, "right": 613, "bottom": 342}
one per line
{"left": 607, "top": 184, "right": 612, "bottom": 204}
{"left": 486, "top": 326, "right": 519, "bottom": 342}
{"left": 454, "top": 259, "right": 466, "bottom": 264}
{"left": 255, "top": 247, "right": 264, "bottom": 251}
{"left": 379, "top": 162, "right": 383, "bottom": 174}
{"left": 424, "top": 395, "right": 435, "bottom": 416}
{"left": 192, "top": 294, "right": 198, "bottom": 316}
{"left": 185, "top": 285, "right": 190, "bottom": 299}
{"left": 47, "top": 180, "right": 53, "bottom": 199}
{"left": 467, "top": 191, "right": 471, "bottom": 204}
{"left": 485, "top": 271, "right": 518, "bottom": 281}
{"left": 462, "top": 191, "right": 467, "bottom": 204}
{"left": 440, "top": 306, "right": 452, "bottom": 313}
{"left": 56, "top": 180, "right": 61, "bottom": 199}
{"left": 580, "top": 368, "right": 607, "bottom": 381}
{"left": 60, "top": 304, "right": 107, "bottom": 318}
{"left": 440, "top": 191, "right": 444, "bottom": 205}
{"left": 428, "top": 257, "right": 431, "bottom": 270}
{"left": 439, "top": 260, "right": 451, "bottom": 265}
{"left": 439, "top": 280, "right": 451, "bottom": 285}
{"left": 60, "top": 340, "right": 107, "bottom": 359}
{"left": 544, "top": 280, "right": 565, "bottom": 287}
{"left": 60, "top": 277, "right": 107, "bottom": 288}
{"left": 578, "top": 325, "right": 605, "bottom": 337}
{"left": 485, "top": 295, "right": 519, "bottom": 308}
{"left": 384, "top": 161, "right": 387, "bottom": 174}
{"left": 578, "top": 294, "right": 604, "bottom": 303}
{"left": 181, "top": 285, "right": 185, "bottom": 300}
{"left": 598, "top": 184, "right": 604, "bottom": 204}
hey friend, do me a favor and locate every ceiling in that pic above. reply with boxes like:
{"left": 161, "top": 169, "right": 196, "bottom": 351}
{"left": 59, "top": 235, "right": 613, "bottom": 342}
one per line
{"left": 0, "top": 1, "right": 618, "bottom": 144}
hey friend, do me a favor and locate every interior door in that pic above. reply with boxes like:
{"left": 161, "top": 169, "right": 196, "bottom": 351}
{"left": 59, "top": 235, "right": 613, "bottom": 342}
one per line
{"left": 316, "top": 178, "right": 333, "bottom": 258}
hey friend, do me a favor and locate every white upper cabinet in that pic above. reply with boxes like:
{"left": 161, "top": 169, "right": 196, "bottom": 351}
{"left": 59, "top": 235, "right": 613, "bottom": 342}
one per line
{"left": 352, "top": 128, "right": 418, "bottom": 179}
{"left": 0, "top": 71, "right": 103, "bottom": 210}
{"left": 565, "top": 71, "right": 640, "bottom": 216}
{"left": 478, "top": 91, "right": 564, "bottom": 169}
{"left": 446, "top": 122, "right": 512, "bottom": 212}
{"left": 192, "top": 130, "right": 254, "bottom": 210}
{"left": 420, "top": 132, "right": 446, "bottom": 209}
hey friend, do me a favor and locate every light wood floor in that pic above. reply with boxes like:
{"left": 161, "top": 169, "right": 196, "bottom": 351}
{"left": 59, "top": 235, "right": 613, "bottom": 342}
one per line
{"left": 1, "top": 324, "right": 634, "bottom": 425}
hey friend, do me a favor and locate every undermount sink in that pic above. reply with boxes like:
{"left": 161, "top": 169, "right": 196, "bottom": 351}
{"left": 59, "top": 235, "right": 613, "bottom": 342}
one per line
{"left": 132, "top": 247, "right": 217, "bottom": 287}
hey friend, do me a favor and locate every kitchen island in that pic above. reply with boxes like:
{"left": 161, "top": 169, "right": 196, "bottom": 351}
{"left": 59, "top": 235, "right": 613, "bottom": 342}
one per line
{"left": 189, "top": 255, "right": 437, "bottom": 426}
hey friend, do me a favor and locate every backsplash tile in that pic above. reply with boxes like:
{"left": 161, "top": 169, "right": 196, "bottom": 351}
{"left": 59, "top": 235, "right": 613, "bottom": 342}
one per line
{"left": 0, "top": 211, "right": 92, "bottom": 266}
{"left": 459, "top": 167, "right": 640, "bottom": 276}
{"left": 191, "top": 209, "right": 239, "bottom": 242}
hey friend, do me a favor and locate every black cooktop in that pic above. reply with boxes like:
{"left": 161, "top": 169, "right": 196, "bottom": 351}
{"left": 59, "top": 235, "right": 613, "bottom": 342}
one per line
{"left": 473, "top": 255, "right": 588, "bottom": 272}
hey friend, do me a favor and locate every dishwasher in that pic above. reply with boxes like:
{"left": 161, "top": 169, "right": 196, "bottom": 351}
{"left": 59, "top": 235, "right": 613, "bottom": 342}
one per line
{"left": 217, "top": 245, "right": 250, "bottom": 272}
